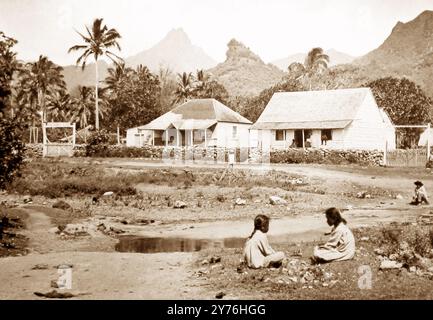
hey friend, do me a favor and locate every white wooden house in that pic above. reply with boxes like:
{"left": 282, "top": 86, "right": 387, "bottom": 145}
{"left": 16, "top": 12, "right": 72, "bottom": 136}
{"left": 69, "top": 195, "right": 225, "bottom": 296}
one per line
{"left": 126, "top": 98, "right": 252, "bottom": 148}
{"left": 251, "top": 88, "right": 396, "bottom": 151}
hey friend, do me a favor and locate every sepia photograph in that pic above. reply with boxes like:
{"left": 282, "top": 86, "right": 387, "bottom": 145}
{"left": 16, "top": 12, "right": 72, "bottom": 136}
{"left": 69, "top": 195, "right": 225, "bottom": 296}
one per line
{"left": 1, "top": 0, "right": 433, "bottom": 306}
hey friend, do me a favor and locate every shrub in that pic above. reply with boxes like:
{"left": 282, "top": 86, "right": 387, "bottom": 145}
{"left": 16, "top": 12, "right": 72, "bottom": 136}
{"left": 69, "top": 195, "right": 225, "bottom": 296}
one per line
{"left": 85, "top": 130, "right": 111, "bottom": 157}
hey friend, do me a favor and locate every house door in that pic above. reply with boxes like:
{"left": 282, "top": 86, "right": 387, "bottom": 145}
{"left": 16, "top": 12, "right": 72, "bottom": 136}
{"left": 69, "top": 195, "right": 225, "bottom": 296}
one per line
{"left": 294, "top": 130, "right": 303, "bottom": 148}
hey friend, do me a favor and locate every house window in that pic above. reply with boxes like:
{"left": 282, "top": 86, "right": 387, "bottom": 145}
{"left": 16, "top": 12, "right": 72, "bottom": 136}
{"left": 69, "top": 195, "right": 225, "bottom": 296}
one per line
{"left": 232, "top": 126, "right": 237, "bottom": 138}
{"left": 321, "top": 129, "right": 332, "bottom": 145}
{"left": 275, "top": 130, "right": 285, "bottom": 141}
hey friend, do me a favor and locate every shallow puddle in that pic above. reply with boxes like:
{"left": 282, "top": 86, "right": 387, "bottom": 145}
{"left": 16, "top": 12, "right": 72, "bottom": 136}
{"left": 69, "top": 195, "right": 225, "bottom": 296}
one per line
{"left": 115, "top": 230, "right": 326, "bottom": 253}
{"left": 115, "top": 236, "right": 246, "bottom": 253}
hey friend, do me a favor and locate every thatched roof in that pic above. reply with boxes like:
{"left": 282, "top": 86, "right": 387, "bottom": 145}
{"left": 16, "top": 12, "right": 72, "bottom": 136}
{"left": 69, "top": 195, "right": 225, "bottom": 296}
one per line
{"left": 137, "top": 98, "right": 251, "bottom": 131}
{"left": 252, "top": 88, "right": 374, "bottom": 130}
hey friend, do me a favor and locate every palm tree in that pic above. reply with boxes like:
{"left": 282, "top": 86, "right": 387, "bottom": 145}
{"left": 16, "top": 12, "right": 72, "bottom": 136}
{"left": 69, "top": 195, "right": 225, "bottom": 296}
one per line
{"left": 195, "top": 69, "right": 208, "bottom": 91}
{"left": 287, "top": 47, "right": 330, "bottom": 90}
{"left": 24, "top": 55, "right": 66, "bottom": 122}
{"left": 105, "top": 62, "right": 132, "bottom": 91}
{"left": 304, "top": 48, "right": 330, "bottom": 76}
{"left": 174, "top": 72, "right": 195, "bottom": 104}
{"left": 46, "top": 90, "right": 73, "bottom": 122}
{"left": 70, "top": 86, "right": 94, "bottom": 129}
{"left": 68, "top": 18, "right": 122, "bottom": 130}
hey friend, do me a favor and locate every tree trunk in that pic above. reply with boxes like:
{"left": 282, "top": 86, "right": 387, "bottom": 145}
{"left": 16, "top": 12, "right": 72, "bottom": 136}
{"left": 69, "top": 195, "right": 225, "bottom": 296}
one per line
{"left": 117, "top": 126, "right": 120, "bottom": 145}
{"left": 95, "top": 59, "right": 99, "bottom": 130}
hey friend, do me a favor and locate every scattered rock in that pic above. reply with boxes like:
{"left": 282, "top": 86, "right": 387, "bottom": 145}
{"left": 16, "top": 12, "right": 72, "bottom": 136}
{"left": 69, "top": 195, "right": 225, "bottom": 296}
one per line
{"left": 215, "top": 292, "right": 226, "bottom": 299}
{"left": 50, "top": 280, "right": 59, "bottom": 288}
{"left": 63, "top": 224, "right": 89, "bottom": 236}
{"left": 374, "top": 248, "right": 385, "bottom": 256}
{"left": 380, "top": 260, "right": 403, "bottom": 270}
{"left": 360, "top": 236, "right": 370, "bottom": 242}
{"left": 235, "top": 198, "right": 246, "bottom": 206}
{"left": 291, "top": 249, "right": 303, "bottom": 257}
{"left": 52, "top": 200, "right": 72, "bottom": 211}
{"left": 109, "top": 226, "right": 125, "bottom": 234}
{"left": 34, "top": 290, "right": 75, "bottom": 299}
{"left": 269, "top": 196, "right": 287, "bottom": 205}
{"left": 32, "top": 264, "right": 49, "bottom": 270}
{"left": 395, "top": 194, "right": 403, "bottom": 200}
{"left": 174, "top": 201, "right": 187, "bottom": 209}
{"left": 102, "top": 191, "right": 114, "bottom": 197}
{"left": 23, "top": 196, "right": 32, "bottom": 204}
{"left": 209, "top": 256, "right": 221, "bottom": 264}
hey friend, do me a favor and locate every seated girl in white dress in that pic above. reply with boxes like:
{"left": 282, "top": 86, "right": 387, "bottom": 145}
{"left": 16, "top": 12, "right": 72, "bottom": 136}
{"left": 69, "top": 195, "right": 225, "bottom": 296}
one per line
{"left": 244, "top": 215, "right": 286, "bottom": 268}
{"left": 312, "top": 207, "right": 355, "bottom": 263}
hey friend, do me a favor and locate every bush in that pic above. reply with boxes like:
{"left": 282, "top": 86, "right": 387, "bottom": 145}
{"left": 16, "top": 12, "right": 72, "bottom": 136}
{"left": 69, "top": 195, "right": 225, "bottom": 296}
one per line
{"left": 85, "top": 130, "right": 111, "bottom": 157}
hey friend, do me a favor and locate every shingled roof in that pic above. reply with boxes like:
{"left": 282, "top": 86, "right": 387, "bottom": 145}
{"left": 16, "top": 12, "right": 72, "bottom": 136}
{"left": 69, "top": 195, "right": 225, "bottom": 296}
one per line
{"left": 252, "top": 88, "right": 374, "bottom": 130}
{"left": 139, "top": 98, "right": 251, "bottom": 130}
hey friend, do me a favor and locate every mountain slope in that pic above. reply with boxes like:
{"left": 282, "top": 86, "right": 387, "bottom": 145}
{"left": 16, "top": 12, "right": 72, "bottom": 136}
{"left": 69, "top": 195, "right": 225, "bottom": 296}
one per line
{"left": 125, "top": 28, "right": 217, "bottom": 73}
{"left": 354, "top": 10, "right": 433, "bottom": 97}
{"left": 62, "top": 28, "right": 216, "bottom": 92}
{"left": 208, "top": 39, "right": 285, "bottom": 97}
{"left": 272, "top": 49, "right": 355, "bottom": 71}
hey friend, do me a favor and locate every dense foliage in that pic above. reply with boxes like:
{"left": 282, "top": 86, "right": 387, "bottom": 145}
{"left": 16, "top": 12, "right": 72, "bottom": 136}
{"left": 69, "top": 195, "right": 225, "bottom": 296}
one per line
{"left": 0, "top": 32, "right": 25, "bottom": 189}
{"left": 365, "top": 77, "right": 433, "bottom": 148}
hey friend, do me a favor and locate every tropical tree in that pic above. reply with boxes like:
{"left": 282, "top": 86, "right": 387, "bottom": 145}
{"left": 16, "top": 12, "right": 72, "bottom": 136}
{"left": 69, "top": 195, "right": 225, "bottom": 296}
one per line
{"left": 102, "top": 65, "right": 162, "bottom": 133}
{"left": 0, "top": 32, "right": 25, "bottom": 188}
{"left": 105, "top": 62, "right": 133, "bottom": 92}
{"left": 365, "top": 77, "right": 433, "bottom": 148}
{"left": 68, "top": 18, "right": 122, "bottom": 130}
{"left": 174, "top": 72, "right": 195, "bottom": 104}
{"left": 157, "top": 66, "right": 177, "bottom": 113}
{"left": 195, "top": 69, "right": 208, "bottom": 91}
{"left": 46, "top": 90, "right": 73, "bottom": 122}
{"left": 22, "top": 55, "right": 66, "bottom": 123}
{"left": 287, "top": 47, "right": 330, "bottom": 90}
{"left": 70, "top": 86, "right": 95, "bottom": 129}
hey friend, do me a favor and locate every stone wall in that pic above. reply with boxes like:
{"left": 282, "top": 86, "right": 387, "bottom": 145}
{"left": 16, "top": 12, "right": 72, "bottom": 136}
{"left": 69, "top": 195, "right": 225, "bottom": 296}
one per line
{"left": 24, "top": 143, "right": 384, "bottom": 166}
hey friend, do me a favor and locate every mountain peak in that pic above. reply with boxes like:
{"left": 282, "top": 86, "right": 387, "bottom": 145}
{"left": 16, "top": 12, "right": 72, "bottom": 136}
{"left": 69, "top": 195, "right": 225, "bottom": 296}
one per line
{"left": 161, "top": 28, "right": 191, "bottom": 46}
{"left": 226, "top": 38, "right": 262, "bottom": 63}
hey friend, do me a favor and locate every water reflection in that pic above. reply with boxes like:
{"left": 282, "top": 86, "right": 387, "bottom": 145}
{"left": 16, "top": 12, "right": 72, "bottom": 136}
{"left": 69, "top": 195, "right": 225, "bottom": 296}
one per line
{"left": 115, "top": 236, "right": 246, "bottom": 253}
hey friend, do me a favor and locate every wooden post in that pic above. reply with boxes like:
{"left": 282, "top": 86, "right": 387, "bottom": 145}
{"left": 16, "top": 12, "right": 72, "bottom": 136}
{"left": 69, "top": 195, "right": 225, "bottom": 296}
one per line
{"left": 42, "top": 123, "right": 47, "bottom": 157}
{"left": 177, "top": 129, "right": 180, "bottom": 147}
{"left": 72, "top": 123, "right": 76, "bottom": 147}
{"left": 117, "top": 126, "right": 120, "bottom": 145}
{"left": 204, "top": 129, "right": 207, "bottom": 147}
{"left": 190, "top": 130, "right": 193, "bottom": 146}
{"left": 152, "top": 131, "right": 155, "bottom": 146}
{"left": 302, "top": 129, "right": 305, "bottom": 149}
{"left": 427, "top": 123, "right": 431, "bottom": 161}
{"left": 165, "top": 129, "right": 168, "bottom": 147}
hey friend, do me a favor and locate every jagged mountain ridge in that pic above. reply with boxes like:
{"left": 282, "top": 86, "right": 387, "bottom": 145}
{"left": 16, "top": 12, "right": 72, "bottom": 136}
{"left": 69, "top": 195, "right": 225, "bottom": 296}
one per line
{"left": 208, "top": 39, "right": 285, "bottom": 97}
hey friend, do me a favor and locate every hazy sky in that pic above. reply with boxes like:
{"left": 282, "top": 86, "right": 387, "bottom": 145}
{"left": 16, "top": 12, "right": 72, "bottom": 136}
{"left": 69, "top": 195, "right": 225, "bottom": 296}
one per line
{"left": 1, "top": 0, "right": 433, "bottom": 66}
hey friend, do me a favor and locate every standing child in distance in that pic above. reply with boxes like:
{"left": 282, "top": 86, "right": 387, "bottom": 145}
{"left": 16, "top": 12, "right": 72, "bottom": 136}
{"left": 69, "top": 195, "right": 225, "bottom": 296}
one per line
{"left": 244, "top": 215, "right": 286, "bottom": 268}
{"left": 312, "top": 207, "right": 355, "bottom": 263}
{"left": 411, "top": 180, "right": 429, "bottom": 205}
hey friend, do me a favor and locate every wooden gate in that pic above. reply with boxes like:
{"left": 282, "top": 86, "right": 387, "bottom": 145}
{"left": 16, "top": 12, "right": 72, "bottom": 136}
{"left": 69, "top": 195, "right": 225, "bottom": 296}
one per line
{"left": 386, "top": 148, "right": 428, "bottom": 167}
{"left": 42, "top": 122, "right": 76, "bottom": 157}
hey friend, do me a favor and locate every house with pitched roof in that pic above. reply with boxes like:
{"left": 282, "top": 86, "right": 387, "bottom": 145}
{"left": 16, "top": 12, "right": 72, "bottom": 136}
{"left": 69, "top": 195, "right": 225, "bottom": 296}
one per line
{"left": 251, "top": 88, "right": 396, "bottom": 150}
{"left": 126, "top": 98, "right": 252, "bottom": 148}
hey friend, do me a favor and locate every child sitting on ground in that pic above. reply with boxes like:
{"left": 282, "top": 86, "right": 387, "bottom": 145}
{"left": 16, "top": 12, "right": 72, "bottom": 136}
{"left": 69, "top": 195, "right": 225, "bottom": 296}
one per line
{"left": 312, "top": 207, "right": 355, "bottom": 263}
{"left": 243, "top": 214, "right": 286, "bottom": 268}
{"left": 411, "top": 180, "right": 429, "bottom": 205}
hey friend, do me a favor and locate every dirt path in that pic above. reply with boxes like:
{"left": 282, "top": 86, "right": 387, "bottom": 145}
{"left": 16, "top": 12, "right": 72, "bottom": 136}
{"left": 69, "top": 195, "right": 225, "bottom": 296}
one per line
{"left": 73, "top": 158, "right": 432, "bottom": 196}
{"left": 119, "top": 207, "right": 426, "bottom": 242}
{"left": 0, "top": 208, "right": 208, "bottom": 299}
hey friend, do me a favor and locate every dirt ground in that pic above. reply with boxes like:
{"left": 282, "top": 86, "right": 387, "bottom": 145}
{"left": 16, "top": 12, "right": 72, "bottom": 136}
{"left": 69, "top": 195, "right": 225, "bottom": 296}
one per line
{"left": 1, "top": 158, "right": 433, "bottom": 299}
